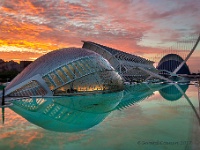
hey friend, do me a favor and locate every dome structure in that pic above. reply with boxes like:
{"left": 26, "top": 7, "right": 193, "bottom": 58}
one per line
{"left": 5, "top": 48, "right": 123, "bottom": 97}
{"left": 157, "top": 54, "right": 190, "bottom": 75}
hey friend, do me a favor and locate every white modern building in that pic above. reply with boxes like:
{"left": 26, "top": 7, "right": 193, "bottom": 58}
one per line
{"left": 82, "top": 41, "right": 157, "bottom": 82}
{"left": 4, "top": 48, "right": 123, "bottom": 97}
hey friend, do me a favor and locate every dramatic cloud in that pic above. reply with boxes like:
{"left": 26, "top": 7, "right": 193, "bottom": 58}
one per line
{"left": 0, "top": 0, "right": 199, "bottom": 71}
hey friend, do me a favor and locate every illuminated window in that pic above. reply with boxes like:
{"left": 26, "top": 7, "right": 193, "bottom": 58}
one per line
{"left": 70, "top": 63, "right": 81, "bottom": 78}
{"left": 56, "top": 69, "right": 69, "bottom": 83}
{"left": 76, "top": 60, "right": 89, "bottom": 74}
{"left": 62, "top": 66, "right": 74, "bottom": 80}
{"left": 43, "top": 75, "right": 56, "bottom": 90}
{"left": 8, "top": 81, "right": 47, "bottom": 97}
{"left": 49, "top": 72, "right": 62, "bottom": 87}
{"left": 71, "top": 62, "right": 84, "bottom": 76}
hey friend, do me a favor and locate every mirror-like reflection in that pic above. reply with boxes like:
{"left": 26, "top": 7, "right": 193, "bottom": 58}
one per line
{"left": 1, "top": 107, "right": 4, "bottom": 124}
{"left": 198, "top": 80, "right": 200, "bottom": 114}
{"left": 4, "top": 82, "right": 196, "bottom": 133}
{"left": 117, "top": 83, "right": 165, "bottom": 110}
{"left": 159, "top": 83, "right": 189, "bottom": 101}
{"left": 1, "top": 81, "right": 200, "bottom": 150}
{"left": 10, "top": 92, "right": 123, "bottom": 132}
{"left": 7, "top": 83, "right": 186, "bottom": 132}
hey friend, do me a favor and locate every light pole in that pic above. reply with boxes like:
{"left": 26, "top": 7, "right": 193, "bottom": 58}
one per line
{"left": 2, "top": 87, "right": 5, "bottom": 105}
{"left": 0, "top": 85, "right": 5, "bottom": 106}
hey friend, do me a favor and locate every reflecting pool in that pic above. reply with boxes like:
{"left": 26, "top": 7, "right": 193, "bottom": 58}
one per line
{"left": 0, "top": 82, "right": 200, "bottom": 150}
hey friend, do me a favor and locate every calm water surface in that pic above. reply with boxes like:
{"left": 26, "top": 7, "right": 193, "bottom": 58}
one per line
{"left": 0, "top": 83, "right": 200, "bottom": 150}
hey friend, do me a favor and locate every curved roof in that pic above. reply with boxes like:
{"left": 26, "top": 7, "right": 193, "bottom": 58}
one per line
{"left": 158, "top": 54, "right": 184, "bottom": 66}
{"left": 82, "top": 41, "right": 154, "bottom": 65}
{"left": 6, "top": 48, "right": 99, "bottom": 90}
{"left": 157, "top": 53, "right": 190, "bottom": 74}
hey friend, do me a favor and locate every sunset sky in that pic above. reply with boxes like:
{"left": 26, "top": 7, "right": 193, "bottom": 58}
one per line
{"left": 0, "top": 0, "right": 200, "bottom": 72}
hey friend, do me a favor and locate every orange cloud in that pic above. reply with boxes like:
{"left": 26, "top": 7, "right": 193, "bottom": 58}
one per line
{"left": 0, "top": 51, "right": 43, "bottom": 62}
{"left": 0, "top": 0, "right": 199, "bottom": 72}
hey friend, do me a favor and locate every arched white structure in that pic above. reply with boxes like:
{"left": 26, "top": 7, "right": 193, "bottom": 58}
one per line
{"left": 82, "top": 41, "right": 157, "bottom": 82}
{"left": 5, "top": 48, "right": 123, "bottom": 97}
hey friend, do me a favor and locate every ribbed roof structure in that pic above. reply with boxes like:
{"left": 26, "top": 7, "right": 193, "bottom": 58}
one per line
{"left": 83, "top": 41, "right": 154, "bottom": 65}
{"left": 157, "top": 54, "right": 190, "bottom": 75}
{"left": 6, "top": 48, "right": 97, "bottom": 90}
{"left": 5, "top": 48, "right": 123, "bottom": 97}
{"left": 82, "top": 41, "right": 156, "bottom": 82}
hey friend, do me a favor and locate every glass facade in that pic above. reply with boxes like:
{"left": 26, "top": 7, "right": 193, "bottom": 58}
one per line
{"left": 9, "top": 80, "right": 47, "bottom": 97}
{"left": 6, "top": 48, "right": 123, "bottom": 97}
{"left": 42, "top": 56, "right": 123, "bottom": 95}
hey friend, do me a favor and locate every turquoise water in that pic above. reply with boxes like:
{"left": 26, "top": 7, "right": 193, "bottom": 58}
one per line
{"left": 0, "top": 83, "right": 200, "bottom": 150}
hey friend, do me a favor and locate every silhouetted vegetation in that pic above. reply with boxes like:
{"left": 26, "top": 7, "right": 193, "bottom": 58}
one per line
{"left": 0, "top": 70, "right": 19, "bottom": 82}
{"left": 191, "top": 72, "right": 200, "bottom": 75}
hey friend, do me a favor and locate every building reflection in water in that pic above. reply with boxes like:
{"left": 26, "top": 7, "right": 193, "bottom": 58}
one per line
{"left": 7, "top": 82, "right": 194, "bottom": 132}
{"left": 161, "top": 82, "right": 200, "bottom": 125}
{"left": 10, "top": 91, "right": 123, "bottom": 132}
{"left": 159, "top": 83, "right": 189, "bottom": 101}
{"left": 116, "top": 83, "right": 165, "bottom": 110}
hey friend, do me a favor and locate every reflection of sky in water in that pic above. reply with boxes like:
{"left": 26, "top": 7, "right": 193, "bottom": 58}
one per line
{"left": 0, "top": 83, "right": 199, "bottom": 150}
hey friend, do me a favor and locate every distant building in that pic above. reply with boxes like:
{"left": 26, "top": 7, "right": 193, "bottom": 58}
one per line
{"left": 0, "top": 60, "right": 20, "bottom": 72}
{"left": 157, "top": 54, "right": 190, "bottom": 75}
{"left": 0, "top": 60, "right": 32, "bottom": 72}
{"left": 20, "top": 61, "right": 32, "bottom": 71}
